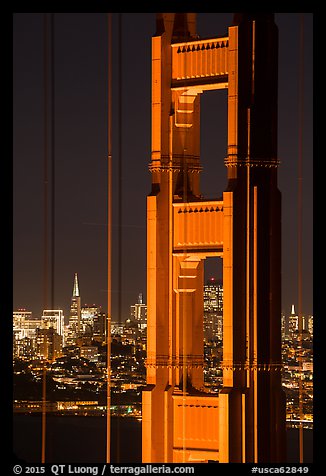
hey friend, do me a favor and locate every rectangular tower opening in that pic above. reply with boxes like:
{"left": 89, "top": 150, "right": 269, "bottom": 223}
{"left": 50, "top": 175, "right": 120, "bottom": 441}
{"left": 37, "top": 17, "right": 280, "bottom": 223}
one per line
{"left": 203, "top": 256, "right": 223, "bottom": 393}
{"left": 200, "top": 89, "right": 228, "bottom": 200}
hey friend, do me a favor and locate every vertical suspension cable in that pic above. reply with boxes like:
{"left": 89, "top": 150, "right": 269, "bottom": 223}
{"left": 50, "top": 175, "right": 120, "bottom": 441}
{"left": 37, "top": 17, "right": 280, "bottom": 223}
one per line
{"left": 166, "top": 112, "right": 173, "bottom": 463}
{"left": 106, "top": 12, "right": 112, "bottom": 464}
{"left": 42, "top": 13, "right": 49, "bottom": 464}
{"left": 116, "top": 12, "right": 122, "bottom": 464}
{"left": 41, "top": 11, "right": 55, "bottom": 464}
{"left": 43, "top": 12, "right": 49, "bottom": 317}
{"left": 244, "top": 106, "right": 251, "bottom": 463}
{"left": 41, "top": 363, "right": 46, "bottom": 464}
{"left": 118, "top": 12, "right": 122, "bottom": 332}
{"left": 298, "top": 13, "right": 304, "bottom": 465}
{"left": 50, "top": 12, "right": 56, "bottom": 311}
{"left": 41, "top": 13, "right": 52, "bottom": 463}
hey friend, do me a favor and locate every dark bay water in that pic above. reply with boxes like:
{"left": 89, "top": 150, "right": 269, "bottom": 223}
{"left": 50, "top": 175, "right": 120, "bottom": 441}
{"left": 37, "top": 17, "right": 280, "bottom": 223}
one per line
{"left": 13, "top": 415, "right": 140, "bottom": 463}
{"left": 13, "top": 415, "right": 312, "bottom": 463}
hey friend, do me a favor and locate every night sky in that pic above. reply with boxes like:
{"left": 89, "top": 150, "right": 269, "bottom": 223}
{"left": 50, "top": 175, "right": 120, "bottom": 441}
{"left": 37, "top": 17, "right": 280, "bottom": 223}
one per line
{"left": 13, "top": 13, "right": 313, "bottom": 321}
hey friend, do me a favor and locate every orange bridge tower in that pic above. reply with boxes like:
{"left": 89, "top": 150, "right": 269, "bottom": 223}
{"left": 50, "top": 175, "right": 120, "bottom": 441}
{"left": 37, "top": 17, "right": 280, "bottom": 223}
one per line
{"left": 142, "top": 13, "right": 286, "bottom": 463}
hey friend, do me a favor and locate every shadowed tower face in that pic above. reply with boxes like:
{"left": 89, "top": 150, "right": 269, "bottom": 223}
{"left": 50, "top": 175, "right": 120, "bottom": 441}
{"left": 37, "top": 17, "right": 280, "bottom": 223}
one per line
{"left": 142, "top": 13, "right": 286, "bottom": 463}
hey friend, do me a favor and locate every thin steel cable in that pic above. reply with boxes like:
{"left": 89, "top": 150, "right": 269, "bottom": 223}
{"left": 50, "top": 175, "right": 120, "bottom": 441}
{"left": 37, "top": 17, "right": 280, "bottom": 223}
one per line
{"left": 118, "top": 13, "right": 122, "bottom": 336}
{"left": 50, "top": 12, "right": 56, "bottom": 311}
{"left": 298, "top": 13, "right": 305, "bottom": 464}
{"left": 43, "top": 12, "right": 49, "bottom": 315}
{"left": 41, "top": 13, "right": 49, "bottom": 464}
{"left": 106, "top": 12, "right": 112, "bottom": 464}
{"left": 41, "top": 12, "right": 55, "bottom": 464}
{"left": 116, "top": 12, "right": 122, "bottom": 464}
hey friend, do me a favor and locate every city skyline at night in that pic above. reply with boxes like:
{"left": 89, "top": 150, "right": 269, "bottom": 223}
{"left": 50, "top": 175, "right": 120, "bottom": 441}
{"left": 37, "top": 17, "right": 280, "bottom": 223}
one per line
{"left": 12, "top": 279, "right": 313, "bottom": 461}
{"left": 13, "top": 277, "right": 313, "bottom": 426}
{"left": 12, "top": 270, "right": 312, "bottom": 325}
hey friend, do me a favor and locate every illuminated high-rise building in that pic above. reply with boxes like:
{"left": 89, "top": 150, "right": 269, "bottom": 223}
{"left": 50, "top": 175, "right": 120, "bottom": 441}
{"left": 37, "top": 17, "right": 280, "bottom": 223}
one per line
{"left": 81, "top": 304, "right": 101, "bottom": 335}
{"left": 288, "top": 304, "right": 310, "bottom": 336}
{"left": 130, "top": 293, "right": 147, "bottom": 331}
{"left": 288, "top": 304, "right": 298, "bottom": 336}
{"left": 35, "top": 327, "right": 62, "bottom": 361}
{"left": 13, "top": 309, "right": 33, "bottom": 324}
{"left": 41, "top": 309, "right": 64, "bottom": 339}
{"left": 41, "top": 309, "right": 65, "bottom": 356}
{"left": 204, "top": 278, "right": 223, "bottom": 312}
{"left": 13, "top": 310, "right": 42, "bottom": 340}
{"left": 69, "top": 272, "right": 81, "bottom": 338}
{"left": 13, "top": 310, "right": 42, "bottom": 358}
{"left": 281, "top": 311, "right": 289, "bottom": 339}
{"left": 204, "top": 278, "right": 223, "bottom": 341}
{"left": 307, "top": 315, "right": 313, "bottom": 335}
{"left": 93, "top": 311, "right": 107, "bottom": 343}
